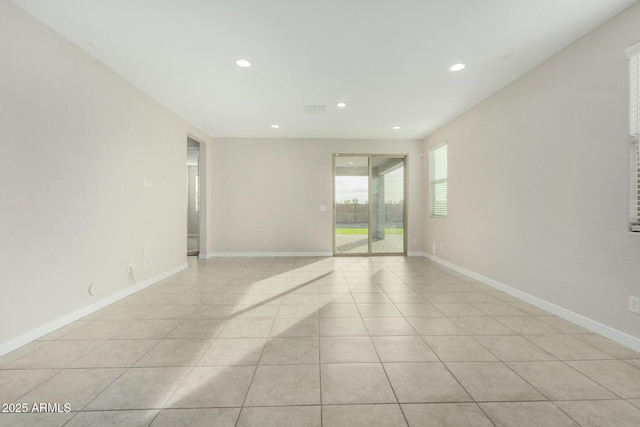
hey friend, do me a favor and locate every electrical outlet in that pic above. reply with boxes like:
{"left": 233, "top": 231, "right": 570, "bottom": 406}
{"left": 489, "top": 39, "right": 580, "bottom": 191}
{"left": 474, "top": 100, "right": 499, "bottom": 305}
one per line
{"left": 630, "top": 296, "right": 640, "bottom": 314}
{"left": 143, "top": 257, "right": 148, "bottom": 267}
{"left": 263, "top": 238, "right": 268, "bottom": 245}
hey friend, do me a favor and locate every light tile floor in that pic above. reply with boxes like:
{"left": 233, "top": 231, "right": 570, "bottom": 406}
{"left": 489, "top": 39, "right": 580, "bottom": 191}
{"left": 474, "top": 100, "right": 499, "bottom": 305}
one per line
{"left": 1, "top": 256, "right": 640, "bottom": 426}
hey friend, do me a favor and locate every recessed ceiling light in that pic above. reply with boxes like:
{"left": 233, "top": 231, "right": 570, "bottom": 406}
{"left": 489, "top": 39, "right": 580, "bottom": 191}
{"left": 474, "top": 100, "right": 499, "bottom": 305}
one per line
{"left": 392, "top": 126, "right": 401, "bottom": 130}
{"left": 270, "top": 124, "right": 279, "bottom": 129}
{"left": 449, "top": 63, "right": 466, "bottom": 72}
{"left": 236, "top": 59, "right": 251, "bottom": 68}
{"left": 336, "top": 102, "right": 347, "bottom": 108}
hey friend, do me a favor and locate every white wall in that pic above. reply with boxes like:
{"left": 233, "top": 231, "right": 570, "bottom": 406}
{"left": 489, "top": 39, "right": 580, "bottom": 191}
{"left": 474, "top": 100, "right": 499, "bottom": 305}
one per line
{"left": 206, "top": 138, "right": 423, "bottom": 255}
{"left": 424, "top": 3, "right": 640, "bottom": 339}
{"left": 0, "top": 1, "right": 210, "bottom": 348}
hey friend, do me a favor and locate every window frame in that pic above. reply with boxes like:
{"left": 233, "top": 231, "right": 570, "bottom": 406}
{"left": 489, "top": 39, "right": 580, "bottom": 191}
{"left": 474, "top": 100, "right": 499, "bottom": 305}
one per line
{"left": 625, "top": 41, "right": 640, "bottom": 231}
{"left": 428, "top": 141, "right": 448, "bottom": 218}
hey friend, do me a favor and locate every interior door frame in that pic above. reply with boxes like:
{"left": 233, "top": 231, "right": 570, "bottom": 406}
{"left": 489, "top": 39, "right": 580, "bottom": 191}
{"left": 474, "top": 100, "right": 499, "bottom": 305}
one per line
{"left": 332, "top": 153, "right": 408, "bottom": 256}
{"left": 187, "top": 133, "right": 208, "bottom": 259}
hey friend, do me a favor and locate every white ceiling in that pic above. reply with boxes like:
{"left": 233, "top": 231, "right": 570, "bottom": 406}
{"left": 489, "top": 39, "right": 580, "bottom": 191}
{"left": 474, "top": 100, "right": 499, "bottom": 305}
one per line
{"left": 13, "top": 0, "right": 637, "bottom": 140}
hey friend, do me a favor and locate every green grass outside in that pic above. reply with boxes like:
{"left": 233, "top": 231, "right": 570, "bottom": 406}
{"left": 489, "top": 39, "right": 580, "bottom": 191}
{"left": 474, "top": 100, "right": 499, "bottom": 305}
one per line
{"left": 336, "top": 228, "right": 404, "bottom": 235}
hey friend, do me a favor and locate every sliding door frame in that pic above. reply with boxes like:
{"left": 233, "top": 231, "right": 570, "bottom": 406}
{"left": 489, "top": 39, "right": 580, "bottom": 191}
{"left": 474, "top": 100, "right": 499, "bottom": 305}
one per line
{"left": 332, "top": 153, "right": 408, "bottom": 256}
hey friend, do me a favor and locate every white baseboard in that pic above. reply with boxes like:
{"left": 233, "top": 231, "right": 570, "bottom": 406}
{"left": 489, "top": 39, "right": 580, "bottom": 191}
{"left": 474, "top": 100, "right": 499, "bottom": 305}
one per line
{"left": 200, "top": 252, "right": 334, "bottom": 259}
{"left": 0, "top": 263, "right": 188, "bottom": 357}
{"left": 407, "top": 251, "right": 426, "bottom": 257}
{"left": 201, "top": 251, "right": 426, "bottom": 259}
{"left": 423, "top": 253, "right": 640, "bottom": 352}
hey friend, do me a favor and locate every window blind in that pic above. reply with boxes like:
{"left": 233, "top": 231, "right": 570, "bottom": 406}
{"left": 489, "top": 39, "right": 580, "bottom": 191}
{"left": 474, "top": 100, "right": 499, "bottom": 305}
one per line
{"left": 632, "top": 135, "right": 639, "bottom": 227}
{"left": 429, "top": 144, "right": 448, "bottom": 217}
{"left": 626, "top": 42, "right": 640, "bottom": 227}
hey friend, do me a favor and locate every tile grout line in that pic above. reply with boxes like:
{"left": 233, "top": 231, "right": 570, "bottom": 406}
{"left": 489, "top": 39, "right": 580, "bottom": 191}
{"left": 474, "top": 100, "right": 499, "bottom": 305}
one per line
{"left": 393, "top": 267, "right": 499, "bottom": 426}
{"left": 362, "top": 262, "right": 416, "bottom": 427}
{"left": 234, "top": 266, "right": 282, "bottom": 426}
{"left": 147, "top": 268, "right": 253, "bottom": 427}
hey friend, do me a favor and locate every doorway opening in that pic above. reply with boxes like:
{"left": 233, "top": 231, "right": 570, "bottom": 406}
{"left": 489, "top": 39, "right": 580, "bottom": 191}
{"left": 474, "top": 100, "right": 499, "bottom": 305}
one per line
{"left": 333, "top": 154, "right": 406, "bottom": 255}
{"left": 187, "top": 138, "right": 200, "bottom": 256}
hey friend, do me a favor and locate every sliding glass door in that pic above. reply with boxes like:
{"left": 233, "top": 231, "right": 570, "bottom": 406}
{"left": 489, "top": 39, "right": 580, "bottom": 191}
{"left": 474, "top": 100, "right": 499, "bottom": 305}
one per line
{"left": 334, "top": 156, "right": 370, "bottom": 254}
{"left": 371, "top": 156, "right": 405, "bottom": 253}
{"left": 333, "top": 154, "right": 406, "bottom": 255}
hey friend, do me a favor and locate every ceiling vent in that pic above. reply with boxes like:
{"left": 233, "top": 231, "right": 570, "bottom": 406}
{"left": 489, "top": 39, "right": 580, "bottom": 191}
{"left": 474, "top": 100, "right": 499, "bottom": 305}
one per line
{"left": 303, "top": 106, "right": 325, "bottom": 114}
